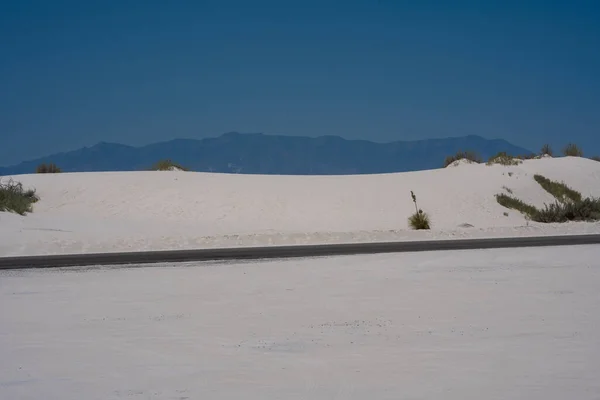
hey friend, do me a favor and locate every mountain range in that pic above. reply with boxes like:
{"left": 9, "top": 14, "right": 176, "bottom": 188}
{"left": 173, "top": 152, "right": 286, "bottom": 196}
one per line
{"left": 0, "top": 132, "right": 533, "bottom": 175}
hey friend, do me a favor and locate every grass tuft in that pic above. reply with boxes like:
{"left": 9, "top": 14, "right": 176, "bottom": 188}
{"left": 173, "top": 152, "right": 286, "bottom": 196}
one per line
{"left": 0, "top": 178, "right": 39, "bottom": 215}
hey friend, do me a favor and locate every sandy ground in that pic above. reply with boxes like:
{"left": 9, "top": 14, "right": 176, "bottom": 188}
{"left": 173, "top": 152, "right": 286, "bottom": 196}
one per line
{"left": 1, "top": 245, "right": 600, "bottom": 399}
{"left": 2, "top": 156, "right": 600, "bottom": 256}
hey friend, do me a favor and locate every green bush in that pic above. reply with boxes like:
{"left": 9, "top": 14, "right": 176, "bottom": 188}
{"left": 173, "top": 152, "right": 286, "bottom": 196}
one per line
{"left": 533, "top": 174, "right": 582, "bottom": 203}
{"left": 36, "top": 163, "right": 61, "bottom": 173}
{"left": 486, "top": 152, "right": 522, "bottom": 166}
{"left": 443, "top": 150, "right": 482, "bottom": 167}
{"left": 563, "top": 143, "right": 583, "bottom": 157}
{"left": 0, "top": 178, "right": 39, "bottom": 215}
{"left": 150, "top": 159, "right": 189, "bottom": 171}
{"left": 533, "top": 198, "right": 600, "bottom": 223}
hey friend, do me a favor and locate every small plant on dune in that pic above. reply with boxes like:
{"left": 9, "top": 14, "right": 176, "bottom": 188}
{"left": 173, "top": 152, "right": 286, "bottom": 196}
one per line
{"left": 150, "top": 159, "right": 189, "bottom": 171}
{"left": 533, "top": 174, "right": 582, "bottom": 203}
{"left": 408, "top": 190, "right": 431, "bottom": 230}
{"left": 0, "top": 178, "right": 39, "bottom": 215}
{"left": 36, "top": 163, "right": 61, "bottom": 173}
{"left": 563, "top": 143, "right": 583, "bottom": 157}
{"left": 540, "top": 144, "right": 553, "bottom": 157}
{"left": 443, "top": 150, "right": 482, "bottom": 167}
{"left": 486, "top": 151, "right": 522, "bottom": 166}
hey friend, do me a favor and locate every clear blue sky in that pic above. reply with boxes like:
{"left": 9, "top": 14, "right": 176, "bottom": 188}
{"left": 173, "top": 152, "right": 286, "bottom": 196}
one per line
{"left": 1, "top": 0, "right": 599, "bottom": 165}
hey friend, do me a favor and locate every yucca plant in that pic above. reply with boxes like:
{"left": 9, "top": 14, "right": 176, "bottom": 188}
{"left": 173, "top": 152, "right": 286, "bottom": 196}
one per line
{"left": 408, "top": 190, "right": 431, "bottom": 230}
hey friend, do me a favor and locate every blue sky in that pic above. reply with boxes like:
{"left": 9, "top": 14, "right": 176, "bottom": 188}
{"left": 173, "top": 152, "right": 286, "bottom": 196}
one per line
{"left": 1, "top": 0, "right": 599, "bottom": 165}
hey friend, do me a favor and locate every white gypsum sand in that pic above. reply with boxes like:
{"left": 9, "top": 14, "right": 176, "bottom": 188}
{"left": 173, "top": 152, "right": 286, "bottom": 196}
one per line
{"left": 1, "top": 156, "right": 600, "bottom": 256}
{"left": 1, "top": 245, "right": 600, "bottom": 399}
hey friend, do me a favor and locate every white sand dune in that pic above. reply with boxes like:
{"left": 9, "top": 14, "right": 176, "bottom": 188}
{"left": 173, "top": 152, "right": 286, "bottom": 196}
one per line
{"left": 1, "top": 156, "right": 600, "bottom": 256}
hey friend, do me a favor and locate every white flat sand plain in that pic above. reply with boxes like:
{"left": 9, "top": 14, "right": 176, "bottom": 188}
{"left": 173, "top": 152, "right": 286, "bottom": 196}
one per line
{"left": 2, "top": 244, "right": 599, "bottom": 399}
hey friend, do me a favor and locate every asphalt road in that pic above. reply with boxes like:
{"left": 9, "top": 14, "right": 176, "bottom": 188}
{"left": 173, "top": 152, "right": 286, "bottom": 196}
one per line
{"left": 1, "top": 234, "right": 600, "bottom": 270}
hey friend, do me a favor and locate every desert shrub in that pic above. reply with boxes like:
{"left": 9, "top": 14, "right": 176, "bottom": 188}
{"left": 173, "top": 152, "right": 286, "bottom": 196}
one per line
{"left": 0, "top": 178, "right": 39, "bottom": 215}
{"left": 150, "top": 159, "right": 189, "bottom": 171}
{"left": 532, "top": 198, "right": 600, "bottom": 223}
{"left": 540, "top": 144, "right": 553, "bottom": 156}
{"left": 486, "top": 151, "right": 522, "bottom": 166}
{"left": 408, "top": 190, "right": 431, "bottom": 230}
{"left": 36, "top": 163, "right": 61, "bottom": 173}
{"left": 495, "top": 193, "right": 538, "bottom": 218}
{"left": 443, "top": 150, "right": 482, "bottom": 167}
{"left": 496, "top": 175, "right": 598, "bottom": 223}
{"left": 563, "top": 143, "right": 583, "bottom": 157}
{"left": 533, "top": 174, "right": 582, "bottom": 203}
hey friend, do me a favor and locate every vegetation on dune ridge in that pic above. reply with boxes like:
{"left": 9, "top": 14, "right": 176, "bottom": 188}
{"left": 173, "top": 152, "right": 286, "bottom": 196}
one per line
{"left": 408, "top": 190, "right": 431, "bottom": 230}
{"left": 149, "top": 159, "right": 189, "bottom": 171}
{"left": 540, "top": 144, "right": 553, "bottom": 156}
{"left": 0, "top": 178, "right": 39, "bottom": 215}
{"left": 486, "top": 151, "right": 522, "bottom": 166}
{"left": 443, "top": 143, "right": 590, "bottom": 169}
{"left": 443, "top": 150, "right": 482, "bottom": 167}
{"left": 36, "top": 163, "right": 61, "bottom": 173}
{"left": 496, "top": 174, "right": 599, "bottom": 223}
{"left": 563, "top": 143, "right": 583, "bottom": 157}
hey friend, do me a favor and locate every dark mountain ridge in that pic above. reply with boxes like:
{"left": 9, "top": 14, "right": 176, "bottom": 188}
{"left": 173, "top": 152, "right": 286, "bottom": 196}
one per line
{"left": 0, "top": 132, "right": 533, "bottom": 175}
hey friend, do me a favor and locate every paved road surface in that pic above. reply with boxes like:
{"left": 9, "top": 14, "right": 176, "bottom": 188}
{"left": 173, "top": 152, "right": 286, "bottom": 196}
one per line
{"left": 1, "top": 233, "right": 600, "bottom": 269}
